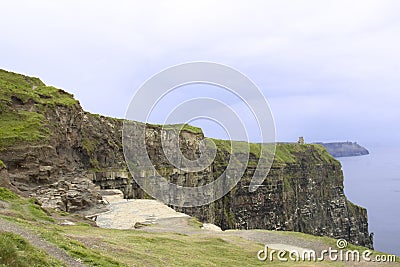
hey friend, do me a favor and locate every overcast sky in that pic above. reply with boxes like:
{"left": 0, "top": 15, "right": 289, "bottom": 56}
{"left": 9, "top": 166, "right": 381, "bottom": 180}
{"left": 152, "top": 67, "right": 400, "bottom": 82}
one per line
{"left": 1, "top": 0, "right": 399, "bottom": 147}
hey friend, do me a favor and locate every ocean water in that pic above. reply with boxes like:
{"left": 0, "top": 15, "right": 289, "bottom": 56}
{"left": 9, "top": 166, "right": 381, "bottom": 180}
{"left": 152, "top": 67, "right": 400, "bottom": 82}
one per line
{"left": 339, "top": 145, "right": 400, "bottom": 256}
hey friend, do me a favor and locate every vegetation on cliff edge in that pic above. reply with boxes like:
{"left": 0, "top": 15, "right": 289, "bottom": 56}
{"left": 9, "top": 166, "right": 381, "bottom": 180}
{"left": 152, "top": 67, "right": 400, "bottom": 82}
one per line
{"left": 0, "top": 68, "right": 338, "bottom": 169}
{"left": 0, "top": 69, "right": 78, "bottom": 108}
{"left": 0, "top": 110, "right": 48, "bottom": 148}
{"left": 147, "top": 122, "right": 204, "bottom": 135}
{"left": 0, "top": 69, "right": 79, "bottom": 148}
{"left": 210, "top": 138, "right": 338, "bottom": 166}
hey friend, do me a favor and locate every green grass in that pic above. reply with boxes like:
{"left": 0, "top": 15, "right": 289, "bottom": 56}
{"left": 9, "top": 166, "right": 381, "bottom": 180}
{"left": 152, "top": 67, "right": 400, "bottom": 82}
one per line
{"left": 274, "top": 143, "right": 337, "bottom": 165}
{"left": 210, "top": 139, "right": 336, "bottom": 164}
{"left": 274, "top": 143, "right": 299, "bottom": 163}
{"left": 47, "top": 226, "right": 269, "bottom": 267}
{"left": 26, "top": 198, "right": 55, "bottom": 222}
{"left": 0, "top": 187, "right": 54, "bottom": 223}
{"left": 0, "top": 160, "right": 5, "bottom": 169}
{"left": 0, "top": 110, "right": 48, "bottom": 147}
{"left": 0, "top": 69, "right": 80, "bottom": 148}
{"left": 0, "top": 187, "right": 294, "bottom": 266}
{"left": 0, "top": 187, "right": 19, "bottom": 201}
{"left": 210, "top": 138, "right": 264, "bottom": 158}
{"left": 0, "top": 69, "right": 78, "bottom": 107}
{"left": 38, "top": 229, "right": 124, "bottom": 267}
{"left": 147, "top": 123, "right": 204, "bottom": 135}
{"left": 1, "top": 188, "right": 396, "bottom": 266}
{"left": 0, "top": 231, "right": 65, "bottom": 267}
{"left": 312, "top": 144, "right": 339, "bottom": 163}
{"left": 8, "top": 201, "right": 54, "bottom": 223}
{"left": 33, "top": 86, "right": 79, "bottom": 107}
{"left": 206, "top": 139, "right": 338, "bottom": 170}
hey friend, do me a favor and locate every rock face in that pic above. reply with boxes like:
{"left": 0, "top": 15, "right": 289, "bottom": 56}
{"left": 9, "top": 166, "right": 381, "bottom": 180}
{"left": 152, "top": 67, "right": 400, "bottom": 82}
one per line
{"left": 0, "top": 69, "right": 372, "bottom": 248}
{"left": 315, "top": 142, "right": 369, "bottom": 158}
{"left": 177, "top": 149, "right": 371, "bottom": 248}
{"left": 29, "top": 175, "right": 104, "bottom": 213}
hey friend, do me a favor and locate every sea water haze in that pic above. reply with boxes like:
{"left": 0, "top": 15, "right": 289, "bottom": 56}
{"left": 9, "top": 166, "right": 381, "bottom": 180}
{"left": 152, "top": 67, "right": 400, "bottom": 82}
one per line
{"left": 340, "top": 145, "right": 400, "bottom": 256}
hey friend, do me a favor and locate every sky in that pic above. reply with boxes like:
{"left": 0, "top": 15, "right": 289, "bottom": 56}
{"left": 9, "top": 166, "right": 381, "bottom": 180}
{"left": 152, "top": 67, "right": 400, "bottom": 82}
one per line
{"left": 1, "top": 0, "right": 400, "bottom": 147}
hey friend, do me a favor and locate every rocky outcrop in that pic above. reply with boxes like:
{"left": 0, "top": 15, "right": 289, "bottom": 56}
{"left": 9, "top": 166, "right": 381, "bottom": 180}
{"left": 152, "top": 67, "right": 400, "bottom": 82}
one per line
{"left": 0, "top": 161, "right": 11, "bottom": 189}
{"left": 0, "top": 160, "right": 21, "bottom": 195}
{"left": 29, "top": 174, "right": 104, "bottom": 213}
{"left": 0, "top": 69, "right": 372, "bottom": 248}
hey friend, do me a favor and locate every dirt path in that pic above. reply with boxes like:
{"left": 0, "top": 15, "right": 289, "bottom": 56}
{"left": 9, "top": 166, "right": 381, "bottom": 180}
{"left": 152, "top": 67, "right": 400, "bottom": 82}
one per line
{"left": 0, "top": 218, "right": 86, "bottom": 267}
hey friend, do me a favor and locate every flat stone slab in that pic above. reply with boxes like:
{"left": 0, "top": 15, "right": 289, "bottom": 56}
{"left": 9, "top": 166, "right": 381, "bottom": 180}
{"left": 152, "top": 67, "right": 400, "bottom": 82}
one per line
{"left": 96, "top": 196, "right": 188, "bottom": 229}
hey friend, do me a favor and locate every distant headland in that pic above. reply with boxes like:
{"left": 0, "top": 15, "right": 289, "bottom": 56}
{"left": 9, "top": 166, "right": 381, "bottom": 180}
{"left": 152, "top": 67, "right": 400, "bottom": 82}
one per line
{"left": 315, "top": 141, "right": 369, "bottom": 158}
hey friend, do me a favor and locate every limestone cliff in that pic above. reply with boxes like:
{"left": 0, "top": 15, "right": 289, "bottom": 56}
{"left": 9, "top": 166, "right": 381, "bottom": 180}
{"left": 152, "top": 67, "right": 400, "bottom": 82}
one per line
{"left": 0, "top": 69, "right": 372, "bottom": 248}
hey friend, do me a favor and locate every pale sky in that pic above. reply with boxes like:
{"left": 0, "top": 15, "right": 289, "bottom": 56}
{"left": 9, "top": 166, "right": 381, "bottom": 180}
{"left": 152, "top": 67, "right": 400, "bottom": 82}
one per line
{"left": 1, "top": 0, "right": 400, "bottom": 147}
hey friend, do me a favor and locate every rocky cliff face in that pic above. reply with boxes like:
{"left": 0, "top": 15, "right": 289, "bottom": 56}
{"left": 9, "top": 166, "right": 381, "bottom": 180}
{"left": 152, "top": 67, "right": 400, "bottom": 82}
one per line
{"left": 0, "top": 69, "right": 372, "bottom": 248}
{"left": 177, "top": 145, "right": 371, "bottom": 248}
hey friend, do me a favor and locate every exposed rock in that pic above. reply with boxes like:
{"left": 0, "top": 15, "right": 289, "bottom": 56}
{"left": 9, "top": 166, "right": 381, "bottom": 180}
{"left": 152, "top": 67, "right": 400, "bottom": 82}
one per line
{"left": 202, "top": 223, "right": 222, "bottom": 231}
{"left": 29, "top": 175, "right": 105, "bottom": 212}
{"left": 59, "top": 220, "right": 76, "bottom": 226}
{"left": 0, "top": 160, "right": 20, "bottom": 194}
{"left": 0, "top": 69, "right": 373, "bottom": 249}
{"left": 100, "top": 189, "right": 124, "bottom": 203}
{"left": 96, "top": 198, "right": 189, "bottom": 230}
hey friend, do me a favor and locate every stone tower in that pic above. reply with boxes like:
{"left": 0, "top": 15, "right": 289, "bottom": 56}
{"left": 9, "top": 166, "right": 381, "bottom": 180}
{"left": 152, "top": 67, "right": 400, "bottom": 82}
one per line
{"left": 298, "top": 136, "right": 304, "bottom": 144}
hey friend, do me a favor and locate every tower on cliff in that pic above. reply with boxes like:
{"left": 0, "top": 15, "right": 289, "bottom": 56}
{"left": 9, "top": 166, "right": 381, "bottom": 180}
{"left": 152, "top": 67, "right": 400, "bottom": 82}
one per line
{"left": 298, "top": 137, "right": 305, "bottom": 145}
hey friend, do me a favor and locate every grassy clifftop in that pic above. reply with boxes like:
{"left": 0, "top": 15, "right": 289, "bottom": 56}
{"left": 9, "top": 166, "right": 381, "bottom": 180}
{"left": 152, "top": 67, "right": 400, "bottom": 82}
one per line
{"left": 0, "top": 68, "right": 336, "bottom": 166}
{"left": 211, "top": 138, "right": 338, "bottom": 166}
{"left": 0, "top": 69, "right": 79, "bottom": 148}
{"left": 0, "top": 69, "right": 78, "bottom": 108}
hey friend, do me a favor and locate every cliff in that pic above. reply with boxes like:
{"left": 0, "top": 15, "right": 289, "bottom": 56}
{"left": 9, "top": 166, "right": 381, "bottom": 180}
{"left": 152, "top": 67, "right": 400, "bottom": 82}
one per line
{"left": 315, "top": 142, "right": 369, "bottom": 158}
{"left": 0, "top": 69, "right": 372, "bottom": 248}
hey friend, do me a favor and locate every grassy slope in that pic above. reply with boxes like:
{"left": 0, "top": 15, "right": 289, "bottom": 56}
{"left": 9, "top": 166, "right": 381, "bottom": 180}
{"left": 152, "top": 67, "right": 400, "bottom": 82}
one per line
{"left": 0, "top": 188, "right": 295, "bottom": 266}
{"left": 0, "top": 231, "right": 65, "bottom": 267}
{"left": 0, "top": 69, "right": 78, "bottom": 107}
{"left": 1, "top": 187, "right": 398, "bottom": 266}
{"left": 0, "top": 69, "right": 79, "bottom": 149}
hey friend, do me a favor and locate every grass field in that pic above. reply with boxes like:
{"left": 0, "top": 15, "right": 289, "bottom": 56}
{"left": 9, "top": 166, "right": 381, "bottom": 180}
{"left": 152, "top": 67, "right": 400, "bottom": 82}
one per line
{"left": 0, "top": 187, "right": 398, "bottom": 266}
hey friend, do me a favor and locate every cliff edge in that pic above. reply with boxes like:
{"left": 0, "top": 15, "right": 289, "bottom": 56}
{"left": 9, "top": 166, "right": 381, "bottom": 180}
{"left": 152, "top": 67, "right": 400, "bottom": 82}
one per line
{"left": 0, "top": 69, "right": 373, "bottom": 248}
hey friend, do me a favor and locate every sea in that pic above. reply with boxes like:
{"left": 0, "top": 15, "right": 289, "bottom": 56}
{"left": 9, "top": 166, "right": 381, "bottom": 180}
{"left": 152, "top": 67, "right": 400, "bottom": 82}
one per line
{"left": 339, "top": 145, "right": 400, "bottom": 256}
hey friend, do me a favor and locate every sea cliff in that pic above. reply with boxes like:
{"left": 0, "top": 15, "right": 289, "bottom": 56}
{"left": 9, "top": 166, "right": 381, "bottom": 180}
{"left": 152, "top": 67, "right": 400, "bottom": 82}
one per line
{"left": 0, "top": 69, "right": 372, "bottom": 248}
